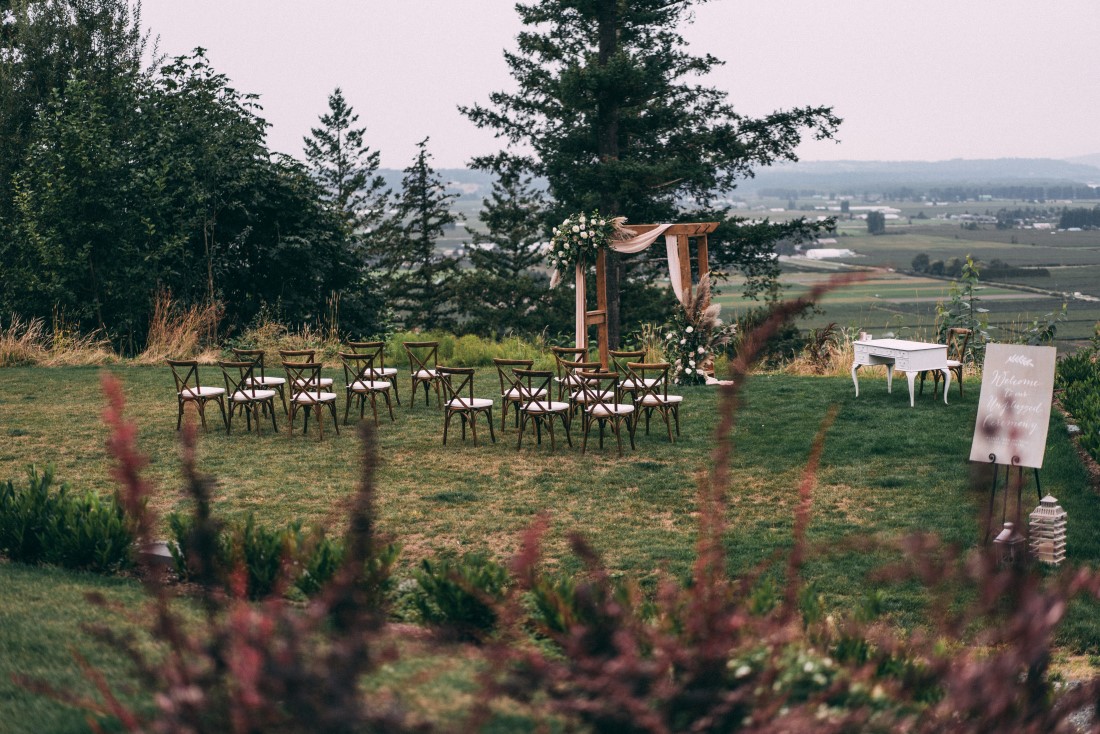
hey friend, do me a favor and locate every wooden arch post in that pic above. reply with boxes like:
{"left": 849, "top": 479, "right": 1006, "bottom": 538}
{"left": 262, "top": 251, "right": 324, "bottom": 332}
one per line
{"left": 578, "top": 222, "right": 719, "bottom": 367}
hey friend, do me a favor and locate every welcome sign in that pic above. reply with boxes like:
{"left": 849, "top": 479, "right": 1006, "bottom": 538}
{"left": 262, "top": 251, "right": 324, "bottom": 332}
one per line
{"left": 969, "top": 343, "right": 1057, "bottom": 469}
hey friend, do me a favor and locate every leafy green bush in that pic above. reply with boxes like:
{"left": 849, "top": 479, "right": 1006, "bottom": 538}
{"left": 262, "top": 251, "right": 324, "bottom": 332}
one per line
{"left": 1057, "top": 350, "right": 1100, "bottom": 459}
{"left": 413, "top": 552, "right": 509, "bottom": 639}
{"left": 0, "top": 465, "right": 132, "bottom": 572}
{"left": 168, "top": 511, "right": 350, "bottom": 599}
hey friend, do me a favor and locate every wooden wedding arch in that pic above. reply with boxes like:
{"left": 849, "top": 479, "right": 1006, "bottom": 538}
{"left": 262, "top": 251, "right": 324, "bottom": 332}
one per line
{"left": 576, "top": 222, "right": 720, "bottom": 367}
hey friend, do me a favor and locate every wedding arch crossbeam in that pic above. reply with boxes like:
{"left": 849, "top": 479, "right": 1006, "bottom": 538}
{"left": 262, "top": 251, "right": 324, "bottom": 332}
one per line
{"left": 571, "top": 222, "right": 719, "bottom": 367}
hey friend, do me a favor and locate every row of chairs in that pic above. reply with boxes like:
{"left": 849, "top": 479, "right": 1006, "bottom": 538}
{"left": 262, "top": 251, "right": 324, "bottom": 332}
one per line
{"left": 166, "top": 342, "right": 683, "bottom": 454}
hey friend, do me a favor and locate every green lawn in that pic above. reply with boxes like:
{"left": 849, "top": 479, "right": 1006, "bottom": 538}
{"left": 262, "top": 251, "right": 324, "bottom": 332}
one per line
{"left": 2, "top": 365, "right": 1099, "bottom": 729}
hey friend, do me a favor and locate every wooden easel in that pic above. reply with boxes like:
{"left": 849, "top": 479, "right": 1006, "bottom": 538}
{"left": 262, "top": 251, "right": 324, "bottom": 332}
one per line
{"left": 578, "top": 222, "right": 719, "bottom": 367}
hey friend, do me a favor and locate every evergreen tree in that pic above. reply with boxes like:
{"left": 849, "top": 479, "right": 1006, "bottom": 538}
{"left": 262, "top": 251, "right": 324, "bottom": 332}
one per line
{"left": 462, "top": 0, "right": 840, "bottom": 345}
{"left": 303, "top": 87, "right": 388, "bottom": 236}
{"left": 378, "top": 138, "right": 461, "bottom": 330}
{"left": 456, "top": 156, "right": 572, "bottom": 337}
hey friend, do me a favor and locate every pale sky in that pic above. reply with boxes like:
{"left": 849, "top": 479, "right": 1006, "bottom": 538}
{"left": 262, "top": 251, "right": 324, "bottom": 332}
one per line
{"left": 139, "top": 0, "right": 1100, "bottom": 170}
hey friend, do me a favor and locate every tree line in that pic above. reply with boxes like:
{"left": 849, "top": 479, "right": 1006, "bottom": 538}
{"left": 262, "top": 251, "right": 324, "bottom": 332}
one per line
{"left": 0, "top": 0, "right": 839, "bottom": 352}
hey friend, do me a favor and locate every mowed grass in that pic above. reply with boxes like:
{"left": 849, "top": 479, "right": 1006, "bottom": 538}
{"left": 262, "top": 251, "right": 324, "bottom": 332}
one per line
{"left": 3, "top": 365, "right": 1100, "bottom": 729}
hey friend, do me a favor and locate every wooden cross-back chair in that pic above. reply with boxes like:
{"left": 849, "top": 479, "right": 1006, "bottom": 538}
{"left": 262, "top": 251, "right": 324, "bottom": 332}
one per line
{"left": 167, "top": 359, "right": 227, "bottom": 432}
{"left": 626, "top": 361, "right": 683, "bottom": 443}
{"left": 493, "top": 357, "right": 538, "bottom": 431}
{"left": 575, "top": 370, "right": 635, "bottom": 456}
{"left": 230, "top": 348, "right": 288, "bottom": 415}
{"left": 278, "top": 349, "right": 334, "bottom": 392}
{"left": 609, "top": 348, "right": 651, "bottom": 402}
{"left": 436, "top": 366, "right": 496, "bottom": 446}
{"left": 338, "top": 351, "right": 395, "bottom": 426}
{"left": 559, "top": 358, "right": 606, "bottom": 417}
{"left": 919, "top": 327, "right": 972, "bottom": 399}
{"left": 512, "top": 368, "right": 572, "bottom": 451}
{"left": 347, "top": 341, "right": 401, "bottom": 405}
{"left": 403, "top": 341, "right": 442, "bottom": 408}
{"left": 282, "top": 361, "right": 340, "bottom": 440}
{"left": 550, "top": 346, "right": 589, "bottom": 401}
{"left": 218, "top": 360, "right": 279, "bottom": 435}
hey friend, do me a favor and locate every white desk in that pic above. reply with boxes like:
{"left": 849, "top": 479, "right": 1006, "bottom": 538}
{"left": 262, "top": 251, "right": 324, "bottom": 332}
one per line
{"left": 851, "top": 338, "right": 950, "bottom": 407}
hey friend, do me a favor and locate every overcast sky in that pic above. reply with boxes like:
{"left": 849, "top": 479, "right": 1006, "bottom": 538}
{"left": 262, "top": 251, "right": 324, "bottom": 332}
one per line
{"left": 139, "top": 0, "right": 1100, "bottom": 170}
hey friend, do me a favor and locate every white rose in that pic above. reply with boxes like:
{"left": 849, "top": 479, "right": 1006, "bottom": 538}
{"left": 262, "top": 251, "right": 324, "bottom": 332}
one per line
{"left": 597, "top": 219, "right": 604, "bottom": 226}
{"left": 688, "top": 360, "right": 696, "bottom": 367}
{"left": 581, "top": 231, "right": 589, "bottom": 238}
{"left": 680, "top": 338, "right": 686, "bottom": 345}
{"left": 685, "top": 326, "right": 694, "bottom": 333}
{"left": 684, "top": 367, "right": 693, "bottom": 374}
{"left": 572, "top": 225, "right": 579, "bottom": 233}
{"left": 552, "top": 227, "right": 559, "bottom": 235}
{"left": 666, "top": 333, "right": 674, "bottom": 340}
{"left": 697, "top": 347, "right": 705, "bottom": 354}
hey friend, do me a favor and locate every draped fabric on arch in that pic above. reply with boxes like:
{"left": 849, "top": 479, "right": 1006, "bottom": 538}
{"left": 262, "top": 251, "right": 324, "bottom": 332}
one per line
{"left": 559, "top": 223, "right": 688, "bottom": 348}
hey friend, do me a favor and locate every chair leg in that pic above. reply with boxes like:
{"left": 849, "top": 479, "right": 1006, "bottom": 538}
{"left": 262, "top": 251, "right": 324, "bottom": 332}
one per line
{"left": 369, "top": 392, "right": 379, "bottom": 426}
{"left": 176, "top": 400, "right": 184, "bottom": 431}
{"left": 225, "top": 403, "right": 234, "bottom": 435}
{"left": 216, "top": 397, "right": 228, "bottom": 432}
{"left": 663, "top": 408, "right": 673, "bottom": 443}
{"left": 470, "top": 412, "right": 479, "bottom": 446}
{"left": 392, "top": 378, "right": 401, "bottom": 406}
{"left": 442, "top": 410, "right": 453, "bottom": 445}
{"left": 486, "top": 408, "right": 496, "bottom": 444}
{"left": 277, "top": 385, "right": 288, "bottom": 416}
{"left": 384, "top": 391, "right": 395, "bottom": 421}
{"left": 516, "top": 411, "right": 527, "bottom": 450}
{"left": 197, "top": 400, "right": 208, "bottom": 431}
{"left": 581, "top": 414, "right": 590, "bottom": 455}
{"left": 344, "top": 390, "right": 352, "bottom": 425}
{"left": 613, "top": 419, "right": 623, "bottom": 457}
{"left": 673, "top": 405, "right": 680, "bottom": 436}
{"left": 269, "top": 399, "right": 278, "bottom": 432}
{"left": 561, "top": 412, "right": 573, "bottom": 447}
{"left": 330, "top": 400, "right": 339, "bottom": 435}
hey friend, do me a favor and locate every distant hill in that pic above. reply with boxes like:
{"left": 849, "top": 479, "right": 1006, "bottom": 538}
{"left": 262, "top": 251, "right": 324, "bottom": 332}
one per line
{"left": 378, "top": 158, "right": 1100, "bottom": 202}
{"left": 1066, "top": 153, "right": 1100, "bottom": 169}
{"left": 738, "top": 158, "right": 1100, "bottom": 193}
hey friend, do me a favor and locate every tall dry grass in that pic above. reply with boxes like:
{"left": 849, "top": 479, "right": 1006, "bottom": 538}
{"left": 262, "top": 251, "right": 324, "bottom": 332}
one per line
{"left": 1, "top": 314, "right": 117, "bottom": 367}
{"left": 134, "top": 293, "right": 222, "bottom": 365}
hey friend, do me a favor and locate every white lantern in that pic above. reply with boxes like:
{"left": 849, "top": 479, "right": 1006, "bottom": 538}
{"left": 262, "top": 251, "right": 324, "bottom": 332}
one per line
{"left": 993, "top": 522, "right": 1026, "bottom": 565}
{"left": 1028, "top": 495, "right": 1067, "bottom": 566}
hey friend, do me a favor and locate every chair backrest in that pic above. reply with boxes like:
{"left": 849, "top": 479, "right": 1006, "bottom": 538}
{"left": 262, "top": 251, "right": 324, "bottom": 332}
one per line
{"left": 575, "top": 370, "right": 620, "bottom": 412}
{"left": 437, "top": 366, "right": 476, "bottom": 408}
{"left": 347, "top": 341, "right": 388, "bottom": 374}
{"left": 337, "top": 351, "right": 380, "bottom": 387}
{"left": 609, "top": 349, "right": 646, "bottom": 376}
{"left": 283, "top": 361, "right": 324, "bottom": 399}
{"left": 404, "top": 341, "right": 439, "bottom": 374}
{"left": 493, "top": 357, "right": 533, "bottom": 396}
{"left": 559, "top": 358, "right": 603, "bottom": 388}
{"left": 626, "top": 361, "right": 671, "bottom": 403}
{"left": 279, "top": 348, "right": 317, "bottom": 365}
{"left": 167, "top": 359, "right": 201, "bottom": 395}
{"left": 231, "top": 348, "right": 268, "bottom": 382}
{"left": 219, "top": 360, "right": 259, "bottom": 397}
{"left": 550, "top": 346, "right": 588, "bottom": 381}
{"left": 512, "top": 368, "right": 555, "bottom": 411}
{"left": 946, "top": 327, "right": 972, "bottom": 363}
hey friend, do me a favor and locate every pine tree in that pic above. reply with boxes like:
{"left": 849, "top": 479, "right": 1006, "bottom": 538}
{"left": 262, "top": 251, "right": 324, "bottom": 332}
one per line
{"left": 457, "top": 157, "right": 566, "bottom": 337}
{"left": 462, "top": 0, "right": 841, "bottom": 345}
{"left": 378, "top": 138, "right": 461, "bottom": 330}
{"left": 303, "top": 87, "right": 388, "bottom": 237}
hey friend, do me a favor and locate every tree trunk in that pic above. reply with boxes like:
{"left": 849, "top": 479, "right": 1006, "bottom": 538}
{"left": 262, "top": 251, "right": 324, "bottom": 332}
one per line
{"left": 596, "top": 0, "right": 622, "bottom": 349}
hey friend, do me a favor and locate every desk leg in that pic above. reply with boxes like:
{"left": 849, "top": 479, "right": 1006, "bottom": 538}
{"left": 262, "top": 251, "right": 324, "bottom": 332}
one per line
{"left": 885, "top": 364, "right": 894, "bottom": 393}
{"left": 941, "top": 368, "right": 951, "bottom": 405}
{"left": 851, "top": 363, "right": 861, "bottom": 397}
{"left": 906, "top": 371, "right": 916, "bottom": 407}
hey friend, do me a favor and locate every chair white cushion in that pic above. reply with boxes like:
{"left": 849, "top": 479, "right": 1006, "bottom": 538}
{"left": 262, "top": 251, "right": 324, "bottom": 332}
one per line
{"left": 621, "top": 377, "right": 660, "bottom": 390}
{"left": 369, "top": 367, "right": 398, "bottom": 377}
{"left": 246, "top": 376, "right": 286, "bottom": 387}
{"left": 572, "top": 390, "right": 615, "bottom": 403}
{"left": 589, "top": 403, "right": 634, "bottom": 417}
{"left": 504, "top": 387, "right": 548, "bottom": 400}
{"left": 293, "top": 391, "right": 337, "bottom": 404}
{"left": 555, "top": 375, "right": 586, "bottom": 387}
{"left": 181, "top": 386, "right": 225, "bottom": 398}
{"left": 640, "top": 394, "right": 684, "bottom": 407}
{"left": 945, "top": 359, "right": 962, "bottom": 368}
{"left": 348, "top": 380, "right": 391, "bottom": 392}
{"left": 446, "top": 397, "right": 493, "bottom": 409}
{"left": 231, "top": 389, "right": 277, "bottom": 402}
{"left": 293, "top": 377, "right": 333, "bottom": 388}
{"left": 522, "top": 400, "right": 571, "bottom": 413}
{"left": 413, "top": 369, "right": 438, "bottom": 380}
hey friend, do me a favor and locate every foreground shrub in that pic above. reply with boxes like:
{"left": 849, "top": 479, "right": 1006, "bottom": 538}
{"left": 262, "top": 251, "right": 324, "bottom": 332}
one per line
{"left": 0, "top": 465, "right": 133, "bottom": 572}
{"left": 412, "top": 552, "right": 509, "bottom": 640}
{"left": 167, "top": 511, "right": 387, "bottom": 600}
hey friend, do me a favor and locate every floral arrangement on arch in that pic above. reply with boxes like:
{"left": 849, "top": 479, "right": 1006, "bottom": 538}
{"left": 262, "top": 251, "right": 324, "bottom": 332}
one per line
{"left": 547, "top": 211, "right": 624, "bottom": 279}
{"left": 663, "top": 274, "right": 735, "bottom": 386}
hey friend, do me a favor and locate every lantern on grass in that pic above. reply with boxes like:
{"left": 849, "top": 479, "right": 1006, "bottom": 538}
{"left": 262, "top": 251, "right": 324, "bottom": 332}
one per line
{"left": 1028, "top": 495, "right": 1067, "bottom": 566}
{"left": 992, "top": 522, "right": 1026, "bottom": 565}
